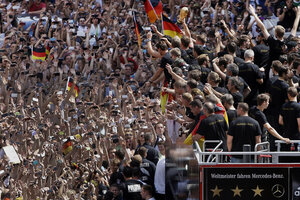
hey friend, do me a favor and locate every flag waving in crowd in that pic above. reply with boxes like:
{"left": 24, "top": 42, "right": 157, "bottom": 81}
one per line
{"left": 162, "top": 14, "right": 182, "bottom": 38}
{"left": 143, "top": 0, "right": 163, "bottom": 23}
{"left": 32, "top": 46, "right": 46, "bottom": 61}
{"left": 66, "top": 77, "right": 80, "bottom": 97}
{"left": 133, "top": 12, "right": 143, "bottom": 48}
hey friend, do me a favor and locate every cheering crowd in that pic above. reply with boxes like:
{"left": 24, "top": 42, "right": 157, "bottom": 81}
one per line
{"left": 0, "top": 0, "right": 300, "bottom": 199}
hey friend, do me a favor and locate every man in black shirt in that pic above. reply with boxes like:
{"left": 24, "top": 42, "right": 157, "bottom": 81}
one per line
{"left": 279, "top": 87, "right": 300, "bottom": 162}
{"left": 226, "top": 41, "right": 245, "bottom": 66}
{"left": 180, "top": 35, "right": 194, "bottom": 65}
{"left": 278, "top": 0, "right": 298, "bottom": 30}
{"left": 238, "top": 49, "right": 264, "bottom": 106}
{"left": 227, "top": 77, "right": 243, "bottom": 108}
{"left": 188, "top": 99, "right": 204, "bottom": 134}
{"left": 142, "top": 133, "right": 159, "bottom": 165}
{"left": 249, "top": 5, "right": 285, "bottom": 79}
{"left": 194, "top": 102, "right": 228, "bottom": 151}
{"left": 122, "top": 166, "right": 144, "bottom": 200}
{"left": 221, "top": 94, "right": 237, "bottom": 125}
{"left": 266, "top": 60, "right": 281, "bottom": 93}
{"left": 227, "top": 103, "right": 262, "bottom": 163}
{"left": 253, "top": 32, "right": 269, "bottom": 69}
{"left": 291, "top": 59, "right": 300, "bottom": 88}
{"left": 213, "top": 61, "right": 251, "bottom": 98}
{"left": 138, "top": 147, "right": 156, "bottom": 187}
{"left": 266, "top": 65, "right": 290, "bottom": 138}
{"left": 147, "top": 32, "right": 173, "bottom": 84}
{"left": 249, "top": 94, "right": 289, "bottom": 144}
{"left": 279, "top": 87, "right": 300, "bottom": 140}
{"left": 197, "top": 54, "right": 211, "bottom": 84}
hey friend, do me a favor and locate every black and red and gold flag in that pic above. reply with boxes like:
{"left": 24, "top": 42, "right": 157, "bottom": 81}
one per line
{"left": 62, "top": 139, "right": 72, "bottom": 155}
{"left": 133, "top": 12, "right": 143, "bottom": 48}
{"left": 143, "top": 0, "right": 163, "bottom": 23}
{"left": 162, "top": 15, "right": 182, "bottom": 38}
{"left": 66, "top": 77, "right": 80, "bottom": 97}
{"left": 32, "top": 47, "right": 46, "bottom": 61}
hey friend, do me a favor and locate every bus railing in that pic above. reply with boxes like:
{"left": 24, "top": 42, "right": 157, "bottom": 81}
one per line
{"left": 254, "top": 142, "right": 270, "bottom": 163}
{"left": 193, "top": 140, "right": 300, "bottom": 165}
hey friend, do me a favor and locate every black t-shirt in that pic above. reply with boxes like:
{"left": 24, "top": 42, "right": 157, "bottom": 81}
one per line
{"left": 234, "top": 56, "right": 245, "bottom": 66}
{"left": 122, "top": 179, "right": 144, "bottom": 200}
{"left": 227, "top": 109, "right": 237, "bottom": 126}
{"left": 141, "top": 158, "right": 156, "bottom": 185}
{"left": 249, "top": 106, "right": 268, "bottom": 141}
{"left": 231, "top": 91, "right": 244, "bottom": 108}
{"left": 181, "top": 48, "right": 194, "bottom": 64}
{"left": 238, "top": 48, "right": 249, "bottom": 60}
{"left": 278, "top": 8, "right": 297, "bottom": 30}
{"left": 197, "top": 114, "right": 228, "bottom": 151}
{"left": 266, "top": 75, "right": 278, "bottom": 93}
{"left": 109, "top": 171, "right": 125, "bottom": 186}
{"left": 280, "top": 101, "right": 300, "bottom": 139}
{"left": 266, "top": 36, "right": 285, "bottom": 69}
{"left": 238, "top": 62, "right": 263, "bottom": 103}
{"left": 292, "top": 71, "right": 300, "bottom": 86}
{"left": 186, "top": 107, "right": 195, "bottom": 119}
{"left": 159, "top": 52, "right": 173, "bottom": 82}
{"left": 228, "top": 116, "right": 262, "bottom": 156}
{"left": 142, "top": 143, "right": 159, "bottom": 165}
{"left": 236, "top": 48, "right": 242, "bottom": 58}
{"left": 188, "top": 111, "right": 204, "bottom": 134}
{"left": 213, "top": 86, "right": 228, "bottom": 95}
{"left": 253, "top": 44, "right": 269, "bottom": 68}
{"left": 200, "top": 66, "right": 211, "bottom": 84}
{"left": 266, "top": 78, "right": 289, "bottom": 115}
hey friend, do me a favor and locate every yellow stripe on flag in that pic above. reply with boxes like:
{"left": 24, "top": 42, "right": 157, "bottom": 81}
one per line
{"left": 160, "top": 92, "right": 168, "bottom": 114}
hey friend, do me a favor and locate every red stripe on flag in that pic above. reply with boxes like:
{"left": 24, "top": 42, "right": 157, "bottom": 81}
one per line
{"left": 33, "top": 51, "right": 46, "bottom": 57}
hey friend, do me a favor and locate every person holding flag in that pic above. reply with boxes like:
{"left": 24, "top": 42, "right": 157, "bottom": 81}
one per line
{"left": 146, "top": 31, "right": 173, "bottom": 113}
{"left": 66, "top": 77, "right": 80, "bottom": 98}
{"left": 133, "top": 12, "right": 143, "bottom": 48}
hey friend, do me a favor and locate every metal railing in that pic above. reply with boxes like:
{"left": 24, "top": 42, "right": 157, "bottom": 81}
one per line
{"left": 254, "top": 142, "right": 270, "bottom": 163}
{"left": 275, "top": 140, "right": 300, "bottom": 151}
{"left": 193, "top": 140, "right": 300, "bottom": 165}
{"left": 203, "top": 140, "right": 223, "bottom": 163}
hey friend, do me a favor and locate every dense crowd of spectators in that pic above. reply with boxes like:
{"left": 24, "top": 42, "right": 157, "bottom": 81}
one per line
{"left": 0, "top": 0, "right": 299, "bottom": 199}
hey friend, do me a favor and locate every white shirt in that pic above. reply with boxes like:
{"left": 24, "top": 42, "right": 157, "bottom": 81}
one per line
{"left": 78, "top": 25, "right": 88, "bottom": 33}
{"left": 89, "top": 24, "right": 101, "bottom": 38}
{"left": 154, "top": 158, "right": 165, "bottom": 194}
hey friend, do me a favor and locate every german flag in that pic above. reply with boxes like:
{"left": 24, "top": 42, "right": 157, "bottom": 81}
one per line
{"left": 67, "top": 77, "right": 80, "bottom": 97}
{"left": 162, "top": 15, "right": 182, "bottom": 38}
{"left": 32, "top": 47, "right": 46, "bottom": 61}
{"left": 62, "top": 139, "right": 72, "bottom": 155}
{"left": 46, "top": 45, "right": 50, "bottom": 56}
{"left": 143, "top": 0, "right": 163, "bottom": 23}
{"left": 133, "top": 12, "right": 143, "bottom": 48}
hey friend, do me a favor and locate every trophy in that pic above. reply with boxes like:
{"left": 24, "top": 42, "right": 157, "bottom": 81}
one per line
{"left": 177, "top": 7, "right": 189, "bottom": 24}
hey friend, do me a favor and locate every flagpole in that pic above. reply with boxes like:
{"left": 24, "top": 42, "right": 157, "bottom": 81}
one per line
{"left": 161, "top": 13, "right": 164, "bottom": 35}
{"left": 66, "top": 77, "right": 70, "bottom": 92}
{"left": 148, "top": 0, "right": 159, "bottom": 21}
{"left": 133, "top": 11, "right": 141, "bottom": 49}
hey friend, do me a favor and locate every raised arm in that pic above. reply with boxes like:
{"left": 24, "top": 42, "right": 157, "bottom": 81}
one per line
{"left": 150, "top": 24, "right": 164, "bottom": 38}
{"left": 166, "top": 64, "right": 187, "bottom": 83}
{"left": 145, "top": 32, "right": 161, "bottom": 58}
{"left": 212, "top": 58, "right": 226, "bottom": 81}
{"left": 291, "top": 6, "right": 300, "bottom": 37}
{"left": 248, "top": 5, "right": 270, "bottom": 39}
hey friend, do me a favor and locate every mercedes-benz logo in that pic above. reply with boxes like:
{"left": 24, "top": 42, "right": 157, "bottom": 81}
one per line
{"left": 272, "top": 184, "right": 285, "bottom": 198}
